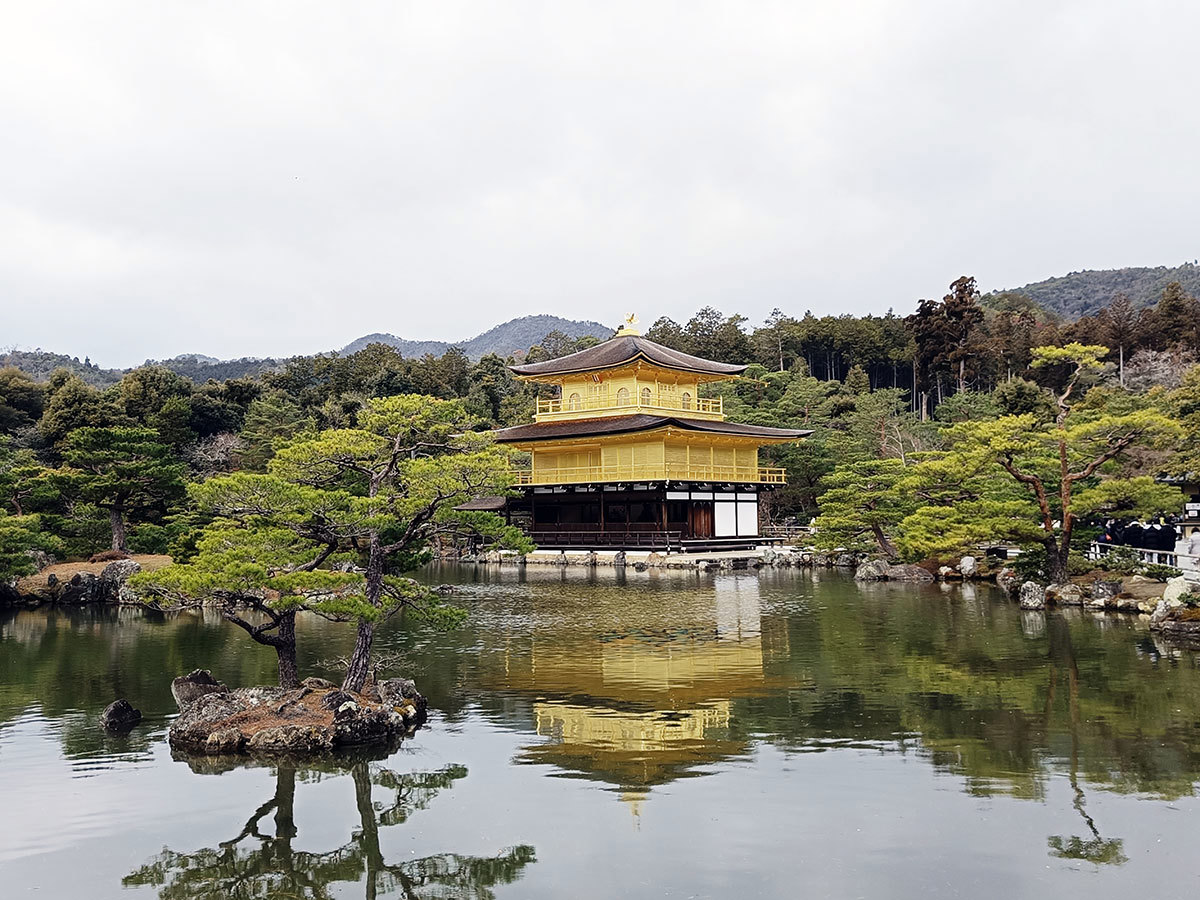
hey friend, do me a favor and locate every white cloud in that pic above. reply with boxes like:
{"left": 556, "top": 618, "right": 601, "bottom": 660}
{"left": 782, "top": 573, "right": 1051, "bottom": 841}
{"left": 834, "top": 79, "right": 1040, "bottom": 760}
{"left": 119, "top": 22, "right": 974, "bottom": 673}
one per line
{"left": 2, "top": 0, "right": 1198, "bottom": 366}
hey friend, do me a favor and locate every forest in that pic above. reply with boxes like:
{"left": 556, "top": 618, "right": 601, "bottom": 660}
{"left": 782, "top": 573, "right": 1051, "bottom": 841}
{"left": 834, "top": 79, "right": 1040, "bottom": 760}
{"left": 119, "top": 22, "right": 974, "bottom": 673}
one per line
{"left": 2, "top": 274, "right": 1199, "bottom": 592}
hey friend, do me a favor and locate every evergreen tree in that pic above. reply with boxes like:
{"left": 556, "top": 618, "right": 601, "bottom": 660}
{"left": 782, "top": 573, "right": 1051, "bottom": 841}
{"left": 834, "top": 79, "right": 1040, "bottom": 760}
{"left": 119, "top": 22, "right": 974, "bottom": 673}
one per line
{"left": 57, "top": 427, "right": 186, "bottom": 552}
{"left": 137, "top": 396, "right": 529, "bottom": 691}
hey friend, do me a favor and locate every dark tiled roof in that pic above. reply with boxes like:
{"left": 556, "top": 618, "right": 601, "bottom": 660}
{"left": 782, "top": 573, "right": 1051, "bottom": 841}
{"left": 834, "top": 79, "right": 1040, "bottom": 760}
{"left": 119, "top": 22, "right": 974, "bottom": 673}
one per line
{"left": 509, "top": 335, "right": 747, "bottom": 378}
{"left": 491, "top": 414, "right": 811, "bottom": 443}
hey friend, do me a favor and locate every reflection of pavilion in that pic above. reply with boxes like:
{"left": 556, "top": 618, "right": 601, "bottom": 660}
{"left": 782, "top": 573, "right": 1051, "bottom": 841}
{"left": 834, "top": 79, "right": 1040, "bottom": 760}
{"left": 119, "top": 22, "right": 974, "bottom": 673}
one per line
{"left": 488, "top": 576, "right": 777, "bottom": 796}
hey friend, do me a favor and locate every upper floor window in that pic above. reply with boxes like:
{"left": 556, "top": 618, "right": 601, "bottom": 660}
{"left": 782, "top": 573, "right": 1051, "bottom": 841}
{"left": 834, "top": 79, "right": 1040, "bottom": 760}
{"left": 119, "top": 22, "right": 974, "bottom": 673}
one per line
{"left": 567, "top": 392, "right": 582, "bottom": 411}
{"left": 640, "top": 387, "right": 652, "bottom": 406}
{"left": 616, "top": 387, "right": 631, "bottom": 406}
{"left": 681, "top": 391, "right": 692, "bottom": 410}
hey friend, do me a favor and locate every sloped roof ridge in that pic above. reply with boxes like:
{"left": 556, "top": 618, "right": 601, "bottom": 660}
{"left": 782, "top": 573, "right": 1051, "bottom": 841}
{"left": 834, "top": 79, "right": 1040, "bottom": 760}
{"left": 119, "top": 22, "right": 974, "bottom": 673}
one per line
{"left": 508, "top": 335, "right": 747, "bottom": 378}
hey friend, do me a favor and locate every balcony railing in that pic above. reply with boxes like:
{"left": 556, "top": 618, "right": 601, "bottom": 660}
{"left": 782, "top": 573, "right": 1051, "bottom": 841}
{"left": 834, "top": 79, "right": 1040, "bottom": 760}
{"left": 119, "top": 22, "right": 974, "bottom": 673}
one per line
{"left": 535, "top": 394, "right": 723, "bottom": 421}
{"left": 511, "top": 463, "right": 787, "bottom": 485}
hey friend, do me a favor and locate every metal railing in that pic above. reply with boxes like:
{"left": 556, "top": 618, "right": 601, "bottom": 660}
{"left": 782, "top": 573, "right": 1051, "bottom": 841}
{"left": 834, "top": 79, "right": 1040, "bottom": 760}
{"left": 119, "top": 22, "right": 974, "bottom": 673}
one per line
{"left": 535, "top": 394, "right": 723, "bottom": 420}
{"left": 1088, "top": 542, "right": 1200, "bottom": 583}
{"left": 511, "top": 463, "right": 786, "bottom": 485}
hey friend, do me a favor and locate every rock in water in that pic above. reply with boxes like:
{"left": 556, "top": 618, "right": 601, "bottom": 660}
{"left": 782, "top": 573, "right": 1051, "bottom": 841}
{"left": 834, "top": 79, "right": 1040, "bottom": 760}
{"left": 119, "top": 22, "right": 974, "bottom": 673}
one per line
{"left": 1019, "top": 581, "right": 1046, "bottom": 609}
{"left": 379, "top": 678, "right": 429, "bottom": 720}
{"left": 1091, "top": 580, "right": 1122, "bottom": 602}
{"left": 958, "top": 556, "right": 978, "bottom": 577}
{"left": 99, "top": 698, "right": 142, "bottom": 732}
{"left": 884, "top": 564, "right": 934, "bottom": 582}
{"left": 168, "top": 683, "right": 420, "bottom": 755}
{"left": 171, "top": 669, "right": 230, "bottom": 709}
{"left": 1045, "top": 583, "right": 1084, "bottom": 606}
{"left": 996, "top": 568, "right": 1020, "bottom": 598}
{"left": 855, "top": 559, "right": 890, "bottom": 581}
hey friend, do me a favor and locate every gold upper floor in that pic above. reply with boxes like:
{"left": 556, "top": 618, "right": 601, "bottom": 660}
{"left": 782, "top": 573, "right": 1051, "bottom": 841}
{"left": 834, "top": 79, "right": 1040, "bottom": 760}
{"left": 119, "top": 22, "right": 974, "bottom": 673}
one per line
{"left": 532, "top": 363, "right": 725, "bottom": 423}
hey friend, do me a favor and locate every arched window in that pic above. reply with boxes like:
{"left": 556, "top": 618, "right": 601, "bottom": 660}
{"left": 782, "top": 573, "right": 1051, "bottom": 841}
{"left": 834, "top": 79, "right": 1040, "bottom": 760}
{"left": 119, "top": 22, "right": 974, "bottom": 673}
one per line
{"left": 640, "top": 387, "right": 652, "bottom": 406}
{"left": 616, "top": 387, "right": 630, "bottom": 406}
{"left": 681, "top": 391, "right": 692, "bottom": 410}
{"left": 567, "top": 392, "right": 581, "bottom": 411}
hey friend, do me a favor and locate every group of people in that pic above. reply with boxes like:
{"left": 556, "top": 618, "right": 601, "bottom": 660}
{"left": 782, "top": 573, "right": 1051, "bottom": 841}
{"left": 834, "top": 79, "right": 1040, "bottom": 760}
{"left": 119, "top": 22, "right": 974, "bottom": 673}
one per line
{"left": 1097, "top": 520, "right": 1180, "bottom": 551}
{"left": 1096, "top": 518, "right": 1200, "bottom": 567}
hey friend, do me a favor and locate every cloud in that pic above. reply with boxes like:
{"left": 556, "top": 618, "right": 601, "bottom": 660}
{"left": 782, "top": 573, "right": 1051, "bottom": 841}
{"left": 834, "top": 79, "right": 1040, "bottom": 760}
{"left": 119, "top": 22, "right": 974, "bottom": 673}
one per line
{"left": 2, "top": 1, "right": 1198, "bottom": 366}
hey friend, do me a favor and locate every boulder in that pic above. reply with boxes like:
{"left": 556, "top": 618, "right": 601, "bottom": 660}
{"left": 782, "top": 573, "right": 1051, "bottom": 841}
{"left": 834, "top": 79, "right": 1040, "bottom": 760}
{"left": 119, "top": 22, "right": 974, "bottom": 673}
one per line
{"left": 1091, "top": 580, "right": 1122, "bottom": 602}
{"left": 99, "top": 698, "right": 142, "bottom": 732}
{"left": 938, "top": 566, "right": 955, "bottom": 579}
{"left": 834, "top": 553, "right": 857, "bottom": 569}
{"left": 612, "top": 551, "right": 627, "bottom": 567}
{"left": 171, "top": 669, "right": 230, "bottom": 709}
{"left": 57, "top": 573, "right": 104, "bottom": 605}
{"left": 958, "top": 556, "right": 978, "bottom": 577}
{"left": 204, "top": 727, "right": 246, "bottom": 754}
{"left": 855, "top": 559, "right": 891, "bottom": 581}
{"left": 1045, "top": 583, "right": 1084, "bottom": 606}
{"left": 378, "top": 678, "right": 429, "bottom": 721}
{"left": 885, "top": 564, "right": 934, "bottom": 583}
{"left": 996, "top": 568, "right": 1020, "bottom": 598}
{"left": 25, "top": 549, "right": 55, "bottom": 571}
{"left": 1162, "top": 576, "right": 1191, "bottom": 605}
{"left": 1018, "top": 581, "right": 1046, "bottom": 609}
{"left": 100, "top": 559, "right": 142, "bottom": 585}
{"left": 247, "top": 724, "right": 334, "bottom": 754}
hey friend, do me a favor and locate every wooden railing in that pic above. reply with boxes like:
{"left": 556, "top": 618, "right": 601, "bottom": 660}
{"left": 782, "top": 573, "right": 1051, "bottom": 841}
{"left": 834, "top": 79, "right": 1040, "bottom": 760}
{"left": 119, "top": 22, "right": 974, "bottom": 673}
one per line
{"left": 535, "top": 394, "right": 723, "bottom": 421}
{"left": 511, "top": 463, "right": 786, "bottom": 485}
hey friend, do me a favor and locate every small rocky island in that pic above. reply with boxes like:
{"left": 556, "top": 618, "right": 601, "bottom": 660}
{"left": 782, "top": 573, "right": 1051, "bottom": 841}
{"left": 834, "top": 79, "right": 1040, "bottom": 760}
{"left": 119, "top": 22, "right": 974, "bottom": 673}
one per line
{"left": 168, "top": 670, "right": 427, "bottom": 756}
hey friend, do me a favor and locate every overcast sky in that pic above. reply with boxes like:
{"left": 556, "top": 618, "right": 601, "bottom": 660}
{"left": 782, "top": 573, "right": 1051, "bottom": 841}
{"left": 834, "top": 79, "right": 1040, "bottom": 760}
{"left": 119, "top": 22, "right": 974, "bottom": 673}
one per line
{"left": 2, "top": 1, "right": 1198, "bottom": 367}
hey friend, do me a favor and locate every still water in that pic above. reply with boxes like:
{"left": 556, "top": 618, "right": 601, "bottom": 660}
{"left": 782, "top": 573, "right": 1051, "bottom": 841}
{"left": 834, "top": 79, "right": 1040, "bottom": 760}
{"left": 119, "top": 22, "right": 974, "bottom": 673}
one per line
{"left": 2, "top": 566, "right": 1199, "bottom": 898}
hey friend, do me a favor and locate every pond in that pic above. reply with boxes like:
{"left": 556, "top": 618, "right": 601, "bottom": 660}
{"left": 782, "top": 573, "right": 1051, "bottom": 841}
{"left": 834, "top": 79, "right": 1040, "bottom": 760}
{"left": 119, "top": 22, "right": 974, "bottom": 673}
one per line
{"left": 2, "top": 566, "right": 1199, "bottom": 898}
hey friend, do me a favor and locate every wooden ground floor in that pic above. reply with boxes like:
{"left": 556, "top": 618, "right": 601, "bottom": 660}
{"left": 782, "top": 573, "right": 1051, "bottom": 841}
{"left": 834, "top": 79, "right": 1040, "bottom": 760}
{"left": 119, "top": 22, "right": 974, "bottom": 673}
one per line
{"left": 504, "top": 483, "right": 770, "bottom": 551}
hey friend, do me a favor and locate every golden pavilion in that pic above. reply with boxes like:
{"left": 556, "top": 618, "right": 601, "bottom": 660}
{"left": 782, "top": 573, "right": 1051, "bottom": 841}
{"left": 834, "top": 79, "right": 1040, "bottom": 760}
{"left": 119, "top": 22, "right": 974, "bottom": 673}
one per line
{"left": 490, "top": 316, "right": 810, "bottom": 550}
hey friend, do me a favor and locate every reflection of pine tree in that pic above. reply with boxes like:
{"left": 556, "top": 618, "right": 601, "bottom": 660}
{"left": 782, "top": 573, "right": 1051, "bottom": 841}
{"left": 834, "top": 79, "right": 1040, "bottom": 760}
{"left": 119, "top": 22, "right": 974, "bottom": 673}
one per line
{"left": 1044, "top": 616, "right": 1127, "bottom": 867}
{"left": 123, "top": 761, "right": 535, "bottom": 899}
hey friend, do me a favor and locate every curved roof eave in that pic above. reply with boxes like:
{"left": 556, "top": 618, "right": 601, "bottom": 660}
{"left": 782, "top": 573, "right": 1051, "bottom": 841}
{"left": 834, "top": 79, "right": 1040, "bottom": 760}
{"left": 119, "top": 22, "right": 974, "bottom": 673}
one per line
{"left": 508, "top": 335, "right": 748, "bottom": 379}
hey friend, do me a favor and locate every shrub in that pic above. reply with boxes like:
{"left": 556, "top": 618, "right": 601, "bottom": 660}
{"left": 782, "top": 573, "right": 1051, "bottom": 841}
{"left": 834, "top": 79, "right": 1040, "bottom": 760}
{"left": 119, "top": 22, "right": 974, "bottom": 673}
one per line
{"left": 1139, "top": 563, "right": 1182, "bottom": 582}
{"left": 1097, "top": 545, "right": 1140, "bottom": 575}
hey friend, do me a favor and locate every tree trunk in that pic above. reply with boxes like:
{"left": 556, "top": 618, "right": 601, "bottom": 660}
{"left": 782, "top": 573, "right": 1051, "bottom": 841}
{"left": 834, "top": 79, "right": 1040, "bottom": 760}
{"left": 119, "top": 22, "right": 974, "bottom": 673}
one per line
{"left": 1118, "top": 344, "right": 1125, "bottom": 387}
{"left": 343, "top": 534, "right": 386, "bottom": 693}
{"left": 1045, "top": 537, "right": 1070, "bottom": 584}
{"left": 275, "top": 613, "right": 300, "bottom": 688}
{"left": 871, "top": 523, "right": 898, "bottom": 558}
{"left": 109, "top": 506, "right": 127, "bottom": 552}
{"left": 343, "top": 621, "right": 375, "bottom": 694}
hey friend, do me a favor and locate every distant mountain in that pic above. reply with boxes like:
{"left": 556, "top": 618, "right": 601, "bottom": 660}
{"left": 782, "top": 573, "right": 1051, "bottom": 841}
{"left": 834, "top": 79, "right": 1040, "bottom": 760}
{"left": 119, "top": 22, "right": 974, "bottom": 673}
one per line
{"left": 1, "top": 315, "right": 614, "bottom": 386}
{"left": 995, "top": 262, "right": 1200, "bottom": 319}
{"left": 339, "top": 314, "right": 614, "bottom": 360}
{"left": 0, "top": 348, "right": 281, "bottom": 387}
